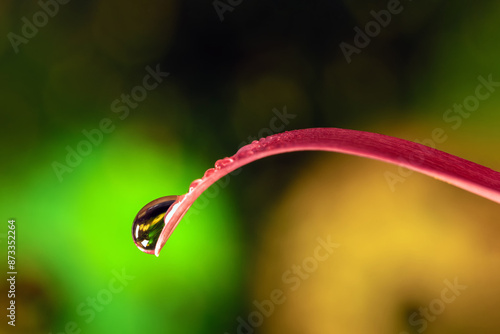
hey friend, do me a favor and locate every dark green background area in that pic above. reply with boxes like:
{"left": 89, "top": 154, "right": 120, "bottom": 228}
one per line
{"left": 1, "top": 1, "right": 500, "bottom": 333}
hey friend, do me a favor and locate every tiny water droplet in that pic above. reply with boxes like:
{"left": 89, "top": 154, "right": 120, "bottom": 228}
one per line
{"left": 132, "top": 196, "right": 178, "bottom": 253}
{"left": 204, "top": 168, "right": 215, "bottom": 178}
{"left": 189, "top": 178, "right": 203, "bottom": 191}
{"left": 237, "top": 148, "right": 255, "bottom": 158}
{"left": 214, "top": 157, "right": 234, "bottom": 170}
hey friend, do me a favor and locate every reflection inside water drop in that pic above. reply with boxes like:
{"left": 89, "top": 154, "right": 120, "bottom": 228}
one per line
{"left": 132, "top": 195, "right": 178, "bottom": 253}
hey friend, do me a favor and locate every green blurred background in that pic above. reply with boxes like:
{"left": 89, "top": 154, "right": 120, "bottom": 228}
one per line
{"left": 1, "top": 1, "right": 500, "bottom": 333}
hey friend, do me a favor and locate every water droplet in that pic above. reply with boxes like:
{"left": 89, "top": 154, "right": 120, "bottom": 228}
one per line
{"left": 204, "top": 168, "right": 215, "bottom": 178}
{"left": 214, "top": 157, "right": 234, "bottom": 170}
{"left": 132, "top": 196, "right": 178, "bottom": 253}
{"left": 189, "top": 178, "right": 203, "bottom": 191}
{"left": 237, "top": 148, "right": 254, "bottom": 158}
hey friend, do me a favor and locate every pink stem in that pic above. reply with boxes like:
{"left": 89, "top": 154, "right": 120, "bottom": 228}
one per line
{"left": 155, "top": 128, "right": 500, "bottom": 256}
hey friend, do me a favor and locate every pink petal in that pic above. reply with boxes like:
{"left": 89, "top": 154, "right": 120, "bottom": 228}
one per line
{"left": 155, "top": 128, "right": 500, "bottom": 256}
